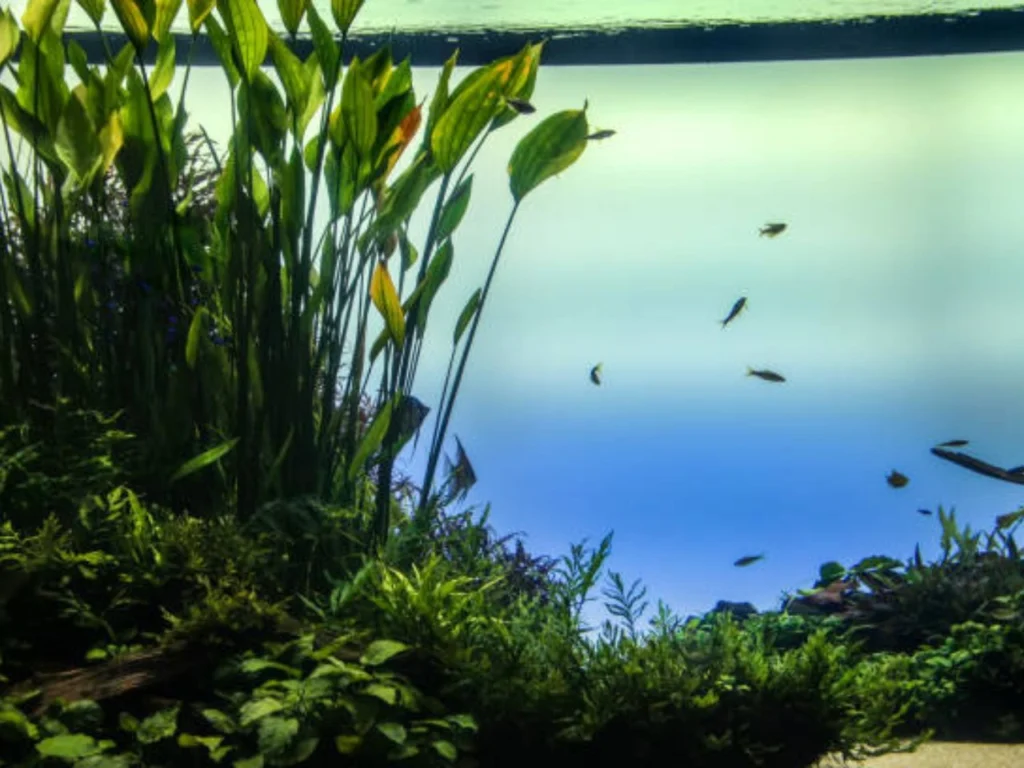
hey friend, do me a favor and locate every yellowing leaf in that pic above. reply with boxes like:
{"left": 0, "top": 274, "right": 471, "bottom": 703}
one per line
{"left": 152, "top": 0, "right": 182, "bottom": 43}
{"left": 21, "top": 0, "right": 61, "bottom": 42}
{"left": 0, "top": 10, "right": 21, "bottom": 68}
{"left": 430, "top": 66, "right": 506, "bottom": 173}
{"left": 330, "top": 0, "right": 363, "bottom": 33}
{"left": 369, "top": 261, "right": 405, "bottom": 348}
{"left": 186, "top": 0, "right": 215, "bottom": 32}
{"left": 508, "top": 107, "right": 589, "bottom": 203}
{"left": 98, "top": 110, "right": 124, "bottom": 173}
{"left": 109, "top": 0, "right": 151, "bottom": 51}
{"left": 170, "top": 437, "right": 239, "bottom": 482}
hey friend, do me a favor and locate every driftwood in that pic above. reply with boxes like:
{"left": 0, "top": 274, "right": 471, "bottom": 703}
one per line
{"left": 930, "top": 447, "right": 1024, "bottom": 486}
{"left": 2, "top": 642, "right": 212, "bottom": 717}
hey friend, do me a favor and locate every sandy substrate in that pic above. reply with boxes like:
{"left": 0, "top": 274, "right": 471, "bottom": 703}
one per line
{"left": 817, "top": 742, "right": 1024, "bottom": 768}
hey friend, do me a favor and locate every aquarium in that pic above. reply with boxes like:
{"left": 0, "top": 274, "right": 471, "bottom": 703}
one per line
{"left": 2, "top": 1, "right": 1024, "bottom": 766}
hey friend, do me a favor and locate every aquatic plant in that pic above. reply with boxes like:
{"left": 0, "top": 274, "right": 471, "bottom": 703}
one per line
{"left": 0, "top": 0, "right": 600, "bottom": 553}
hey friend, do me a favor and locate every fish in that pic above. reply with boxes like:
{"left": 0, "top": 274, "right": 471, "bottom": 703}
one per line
{"left": 1007, "top": 465, "right": 1024, "bottom": 475}
{"left": 394, "top": 395, "right": 431, "bottom": 452}
{"left": 587, "top": 129, "right": 616, "bottom": 141}
{"left": 886, "top": 470, "right": 909, "bottom": 489}
{"left": 917, "top": 508, "right": 933, "bottom": 516}
{"left": 734, "top": 554, "right": 765, "bottom": 567}
{"left": 746, "top": 367, "right": 786, "bottom": 383}
{"left": 759, "top": 222, "right": 787, "bottom": 238}
{"left": 505, "top": 97, "right": 536, "bottom": 114}
{"left": 720, "top": 296, "right": 748, "bottom": 329}
{"left": 935, "top": 439, "right": 969, "bottom": 448}
{"left": 442, "top": 434, "right": 477, "bottom": 503}
{"left": 590, "top": 363, "right": 603, "bottom": 385}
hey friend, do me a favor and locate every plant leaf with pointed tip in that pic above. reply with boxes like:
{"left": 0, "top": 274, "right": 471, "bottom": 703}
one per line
{"left": 306, "top": 3, "right": 338, "bottom": 91}
{"left": 109, "top": 0, "right": 150, "bottom": 51}
{"left": 218, "top": 0, "right": 267, "bottom": 83}
{"left": 185, "top": 307, "right": 208, "bottom": 368}
{"left": 509, "top": 107, "right": 589, "bottom": 203}
{"left": 436, "top": 174, "right": 472, "bottom": 242}
{"left": 55, "top": 86, "right": 101, "bottom": 182}
{"left": 148, "top": 34, "right": 176, "bottom": 101}
{"left": 370, "top": 261, "right": 405, "bottom": 347}
{"left": 186, "top": 0, "right": 214, "bottom": 31}
{"left": 276, "top": 0, "right": 306, "bottom": 35}
{"left": 360, "top": 639, "right": 409, "bottom": 666}
{"left": 170, "top": 437, "right": 239, "bottom": 482}
{"left": 341, "top": 59, "right": 377, "bottom": 158}
{"left": 431, "top": 64, "right": 507, "bottom": 173}
{"left": 22, "top": 0, "right": 61, "bottom": 42}
{"left": 153, "top": 0, "right": 182, "bottom": 43}
{"left": 453, "top": 288, "right": 481, "bottom": 346}
{"left": 77, "top": 0, "right": 106, "bottom": 25}
{"left": 0, "top": 10, "right": 20, "bottom": 68}
{"left": 330, "top": 0, "right": 363, "bottom": 32}
{"left": 347, "top": 394, "right": 398, "bottom": 481}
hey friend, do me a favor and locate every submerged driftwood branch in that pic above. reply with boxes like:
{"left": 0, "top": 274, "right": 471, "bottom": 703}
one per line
{"left": 930, "top": 447, "right": 1024, "bottom": 486}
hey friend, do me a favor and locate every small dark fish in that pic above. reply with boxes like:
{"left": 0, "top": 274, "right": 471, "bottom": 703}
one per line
{"left": 746, "top": 367, "right": 786, "bottom": 383}
{"left": 734, "top": 554, "right": 765, "bottom": 568}
{"left": 917, "top": 508, "right": 932, "bottom": 516}
{"left": 590, "top": 363, "right": 603, "bottom": 385}
{"left": 759, "top": 222, "right": 787, "bottom": 238}
{"left": 935, "top": 439, "right": 969, "bottom": 448}
{"left": 721, "top": 296, "right": 748, "bottom": 329}
{"left": 886, "top": 470, "right": 909, "bottom": 489}
{"left": 505, "top": 97, "right": 536, "bottom": 114}
{"left": 587, "top": 129, "right": 616, "bottom": 141}
{"left": 1009, "top": 465, "right": 1024, "bottom": 475}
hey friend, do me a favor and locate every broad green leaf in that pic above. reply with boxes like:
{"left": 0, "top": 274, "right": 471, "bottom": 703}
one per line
{"left": 55, "top": 85, "right": 101, "bottom": 182}
{"left": 433, "top": 740, "right": 458, "bottom": 761}
{"left": 153, "top": 0, "right": 182, "bottom": 42}
{"left": 36, "top": 734, "right": 102, "bottom": 759}
{"left": 17, "top": 34, "right": 68, "bottom": 133}
{"left": 508, "top": 107, "right": 589, "bottom": 203}
{"left": 491, "top": 42, "right": 543, "bottom": 130}
{"left": 239, "top": 697, "right": 285, "bottom": 728}
{"left": 453, "top": 288, "right": 481, "bottom": 345}
{"left": 109, "top": 0, "right": 151, "bottom": 51}
{"left": 375, "top": 721, "right": 406, "bottom": 744}
{"left": 67, "top": 39, "right": 91, "bottom": 83}
{"left": 0, "top": 708, "right": 38, "bottom": 741}
{"left": 277, "top": 0, "right": 306, "bottom": 35}
{"left": 257, "top": 716, "right": 299, "bottom": 756}
{"left": 76, "top": 0, "right": 106, "bottom": 25}
{"left": 431, "top": 65, "right": 507, "bottom": 173}
{"left": 0, "top": 10, "right": 20, "bottom": 68}
{"left": 178, "top": 733, "right": 225, "bottom": 752}
{"left": 218, "top": 0, "right": 267, "bottom": 82}
{"left": 370, "top": 261, "right": 405, "bottom": 347}
{"left": 234, "top": 756, "right": 264, "bottom": 768}
{"left": 148, "top": 34, "right": 176, "bottom": 101}
{"left": 0, "top": 87, "right": 57, "bottom": 164}
{"left": 330, "top": 0, "right": 362, "bottom": 33}
{"left": 186, "top": 0, "right": 215, "bottom": 32}
{"left": 138, "top": 704, "right": 180, "bottom": 744}
{"left": 306, "top": 3, "right": 338, "bottom": 91}
{"left": 347, "top": 394, "right": 398, "bottom": 481}
{"left": 298, "top": 51, "right": 324, "bottom": 137}
{"left": 22, "top": 0, "right": 61, "bottom": 42}
{"left": 341, "top": 59, "right": 377, "bottom": 158}
{"left": 185, "top": 307, "right": 208, "bottom": 368}
{"left": 360, "top": 639, "right": 409, "bottom": 666}
{"left": 435, "top": 174, "right": 472, "bottom": 242}
{"left": 170, "top": 437, "right": 240, "bottom": 482}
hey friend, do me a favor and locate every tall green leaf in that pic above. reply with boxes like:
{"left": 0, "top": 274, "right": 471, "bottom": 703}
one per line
{"left": 453, "top": 289, "right": 481, "bottom": 345}
{"left": 147, "top": 34, "right": 176, "bottom": 101}
{"left": 109, "top": 0, "right": 151, "bottom": 51}
{"left": 0, "top": 10, "right": 20, "bottom": 67}
{"left": 217, "top": 0, "right": 267, "bottom": 82}
{"left": 186, "top": 0, "right": 215, "bottom": 32}
{"left": 341, "top": 59, "right": 376, "bottom": 158}
{"left": 76, "top": 0, "right": 107, "bottom": 25}
{"left": 508, "top": 106, "right": 589, "bottom": 203}
{"left": 21, "top": 0, "right": 61, "bottom": 42}
{"left": 171, "top": 438, "right": 240, "bottom": 482}
{"left": 430, "top": 65, "right": 506, "bottom": 174}
{"left": 435, "top": 174, "right": 472, "bottom": 242}
{"left": 55, "top": 85, "right": 101, "bottom": 182}
{"left": 276, "top": 0, "right": 306, "bottom": 36}
{"left": 347, "top": 395, "right": 398, "bottom": 482}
